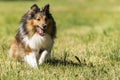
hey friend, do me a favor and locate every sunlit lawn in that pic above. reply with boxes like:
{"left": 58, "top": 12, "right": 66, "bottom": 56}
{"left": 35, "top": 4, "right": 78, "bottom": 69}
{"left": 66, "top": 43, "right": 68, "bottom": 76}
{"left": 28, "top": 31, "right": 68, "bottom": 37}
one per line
{"left": 0, "top": 0, "right": 120, "bottom": 80}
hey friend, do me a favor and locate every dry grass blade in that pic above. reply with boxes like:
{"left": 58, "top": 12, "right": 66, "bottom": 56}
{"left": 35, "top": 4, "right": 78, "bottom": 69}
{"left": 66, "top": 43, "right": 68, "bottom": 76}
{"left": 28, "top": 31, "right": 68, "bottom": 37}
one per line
{"left": 75, "top": 56, "right": 81, "bottom": 65}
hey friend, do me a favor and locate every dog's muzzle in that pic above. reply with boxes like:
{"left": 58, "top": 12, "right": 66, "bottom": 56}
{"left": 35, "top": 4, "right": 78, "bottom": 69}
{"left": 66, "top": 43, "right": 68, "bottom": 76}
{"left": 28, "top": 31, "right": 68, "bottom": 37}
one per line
{"left": 36, "top": 25, "right": 47, "bottom": 36}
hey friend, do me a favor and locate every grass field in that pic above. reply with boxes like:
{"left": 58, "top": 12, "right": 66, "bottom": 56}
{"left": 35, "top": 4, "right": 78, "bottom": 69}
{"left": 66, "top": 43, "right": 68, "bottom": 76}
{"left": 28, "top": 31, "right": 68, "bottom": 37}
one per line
{"left": 0, "top": 0, "right": 120, "bottom": 80}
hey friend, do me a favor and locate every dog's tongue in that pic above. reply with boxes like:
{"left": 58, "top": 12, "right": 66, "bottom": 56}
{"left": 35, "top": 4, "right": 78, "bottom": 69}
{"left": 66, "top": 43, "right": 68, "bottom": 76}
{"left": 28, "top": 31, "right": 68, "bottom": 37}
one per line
{"left": 37, "top": 28, "right": 44, "bottom": 36}
{"left": 39, "top": 29, "right": 44, "bottom": 36}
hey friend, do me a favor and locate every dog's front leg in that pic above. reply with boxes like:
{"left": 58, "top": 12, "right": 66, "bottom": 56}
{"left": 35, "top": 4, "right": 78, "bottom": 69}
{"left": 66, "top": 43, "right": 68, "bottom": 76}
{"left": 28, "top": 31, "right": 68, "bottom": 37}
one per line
{"left": 24, "top": 52, "right": 38, "bottom": 68}
{"left": 38, "top": 50, "right": 49, "bottom": 65}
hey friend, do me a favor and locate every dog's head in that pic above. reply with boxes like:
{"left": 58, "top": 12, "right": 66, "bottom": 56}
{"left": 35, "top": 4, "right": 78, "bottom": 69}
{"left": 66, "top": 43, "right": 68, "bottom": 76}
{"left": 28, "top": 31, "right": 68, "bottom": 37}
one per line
{"left": 21, "top": 4, "right": 56, "bottom": 38}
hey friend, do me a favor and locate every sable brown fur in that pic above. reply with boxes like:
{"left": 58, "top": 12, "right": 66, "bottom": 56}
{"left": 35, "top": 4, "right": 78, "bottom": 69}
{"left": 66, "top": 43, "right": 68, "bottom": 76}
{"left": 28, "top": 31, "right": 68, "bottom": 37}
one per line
{"left": 9, "top": 4, "right": 56, "bottom": 67}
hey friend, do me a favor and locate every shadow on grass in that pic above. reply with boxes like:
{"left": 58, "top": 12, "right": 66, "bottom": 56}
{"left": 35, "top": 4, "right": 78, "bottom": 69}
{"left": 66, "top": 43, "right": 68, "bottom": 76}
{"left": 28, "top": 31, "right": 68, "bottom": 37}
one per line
{"left": 46, "top": 58, "right": 83, "bottom": 67}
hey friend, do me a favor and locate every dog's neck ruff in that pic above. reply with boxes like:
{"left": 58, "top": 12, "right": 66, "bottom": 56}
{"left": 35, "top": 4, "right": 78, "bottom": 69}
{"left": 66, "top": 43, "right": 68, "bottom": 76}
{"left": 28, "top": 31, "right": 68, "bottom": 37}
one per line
{"left": 23, "top": 33, "right": 53, "bottom": 51}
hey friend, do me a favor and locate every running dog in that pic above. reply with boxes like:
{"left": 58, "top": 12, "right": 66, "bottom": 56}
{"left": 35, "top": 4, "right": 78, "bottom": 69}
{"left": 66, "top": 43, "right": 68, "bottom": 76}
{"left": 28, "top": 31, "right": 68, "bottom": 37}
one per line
{"left": 9, "top": 4, "right": 56, "bottom": 68}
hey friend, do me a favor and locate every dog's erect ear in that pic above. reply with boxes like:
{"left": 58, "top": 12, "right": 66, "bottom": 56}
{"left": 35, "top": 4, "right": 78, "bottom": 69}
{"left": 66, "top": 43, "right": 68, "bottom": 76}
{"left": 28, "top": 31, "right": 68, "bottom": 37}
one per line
{"left": 42, "top": 4, "right": 50, "bottom": 14}
{"left": 30, "top": 4, "right": 40, "bottom": 13}
{"left": 27, "top": 4, "right": 40, "bottom": 18}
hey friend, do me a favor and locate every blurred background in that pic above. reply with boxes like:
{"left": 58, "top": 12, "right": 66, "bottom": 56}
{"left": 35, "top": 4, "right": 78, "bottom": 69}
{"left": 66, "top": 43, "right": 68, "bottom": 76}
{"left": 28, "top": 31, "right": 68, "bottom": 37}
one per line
{"left": 0, "top": 0, "right": 120, "bottom": 80}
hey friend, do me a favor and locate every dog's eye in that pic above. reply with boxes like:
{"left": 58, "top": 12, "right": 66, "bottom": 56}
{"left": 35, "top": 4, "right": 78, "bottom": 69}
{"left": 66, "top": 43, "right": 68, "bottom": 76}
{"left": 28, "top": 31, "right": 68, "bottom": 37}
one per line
{"left": 45, "top": 18, "right": 47, "bottom": 21}
{"left": 37, "top": 18, "right": 40, "bottom": 21}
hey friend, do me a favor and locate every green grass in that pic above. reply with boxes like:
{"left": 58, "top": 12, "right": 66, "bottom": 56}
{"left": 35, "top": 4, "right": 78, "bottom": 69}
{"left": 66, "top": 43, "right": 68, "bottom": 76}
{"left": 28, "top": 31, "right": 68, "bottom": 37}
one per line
{"left": 0, "top": 0, "right": 120, "bottom": 80}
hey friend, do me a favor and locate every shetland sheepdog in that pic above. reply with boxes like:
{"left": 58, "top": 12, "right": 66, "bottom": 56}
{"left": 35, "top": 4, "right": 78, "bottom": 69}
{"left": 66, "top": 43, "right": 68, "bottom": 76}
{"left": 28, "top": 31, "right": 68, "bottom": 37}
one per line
{"left": 9, "top": 4, "right": 56, "bottom": 68}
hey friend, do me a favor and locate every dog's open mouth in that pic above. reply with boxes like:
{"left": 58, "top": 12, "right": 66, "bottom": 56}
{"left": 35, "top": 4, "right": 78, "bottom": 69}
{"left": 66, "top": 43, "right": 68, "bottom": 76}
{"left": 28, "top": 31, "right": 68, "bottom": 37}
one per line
{"left": 36, "top": 27, "right": 45, "bottom": 36}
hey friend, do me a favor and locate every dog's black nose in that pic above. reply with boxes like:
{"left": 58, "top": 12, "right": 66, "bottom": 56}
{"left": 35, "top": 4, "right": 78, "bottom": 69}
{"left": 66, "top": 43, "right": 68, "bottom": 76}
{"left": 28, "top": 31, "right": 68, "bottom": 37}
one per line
{"left": 42, "top": 24, "right": 47, "bottom": 30}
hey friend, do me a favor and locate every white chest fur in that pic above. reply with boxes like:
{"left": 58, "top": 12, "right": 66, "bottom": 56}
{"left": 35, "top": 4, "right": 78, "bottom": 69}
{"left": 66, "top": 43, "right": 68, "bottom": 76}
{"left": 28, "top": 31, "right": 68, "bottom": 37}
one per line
{"left": 23, "top": 33, "right": 53, "bottom": 51}
{"left": 23, "top": 33, "right": 53, "bottom": 68}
